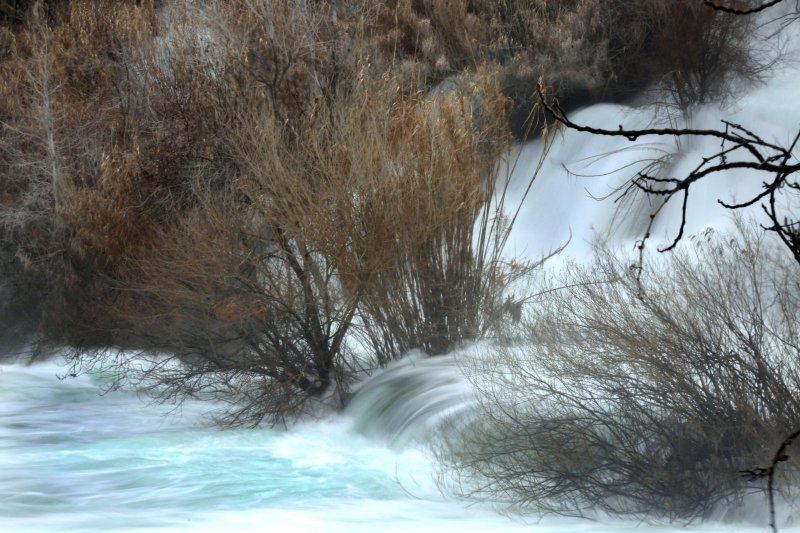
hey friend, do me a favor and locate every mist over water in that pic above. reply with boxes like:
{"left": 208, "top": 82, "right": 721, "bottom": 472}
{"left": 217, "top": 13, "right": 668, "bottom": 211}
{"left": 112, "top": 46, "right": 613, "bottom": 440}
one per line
{"left": 0, "top": 356, "right": 789, "bottom": 532}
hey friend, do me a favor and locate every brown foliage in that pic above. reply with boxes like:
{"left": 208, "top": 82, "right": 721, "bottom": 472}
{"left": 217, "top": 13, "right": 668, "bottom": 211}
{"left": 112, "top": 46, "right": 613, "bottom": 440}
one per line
{"left": 0, "top": 2, "right": 164, "bottom": 345}
{"left": 65, "top": 69, "right": 537, "bottom": 424}
{"left": 349, "top": 74, "right": 531, "bottom": 360}
{"left": 0, "top": 0, "right": 776, "bottom": 422}
{"left": 367, "top": 0, "right": 769, "bottom": 133}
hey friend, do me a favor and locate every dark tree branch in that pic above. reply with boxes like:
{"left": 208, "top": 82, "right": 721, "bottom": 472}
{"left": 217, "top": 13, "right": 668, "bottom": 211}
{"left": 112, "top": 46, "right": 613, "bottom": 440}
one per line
{"left": 539, "top": 72, "right": 800, "bottom": 530}
{"left": 741, "top": 427, "right": 800, "bottom": 533}
{"left": 705, "top": 0, "right": 785, "bottom": 15}
{"left": 537, "top": 80, "right": 800, "bottom": 264}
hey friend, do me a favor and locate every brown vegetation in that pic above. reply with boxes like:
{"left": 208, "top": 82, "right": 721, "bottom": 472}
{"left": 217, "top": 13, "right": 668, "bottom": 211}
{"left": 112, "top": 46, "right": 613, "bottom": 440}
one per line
{"left": 0, "top": 0, "right": 777, "bottom": 421}
{"left": 64, "top": 66, "right": 540, "bottom": 424}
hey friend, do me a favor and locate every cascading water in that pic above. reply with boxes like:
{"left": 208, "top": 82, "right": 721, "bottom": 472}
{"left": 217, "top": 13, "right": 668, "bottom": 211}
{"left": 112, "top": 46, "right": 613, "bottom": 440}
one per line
{"left": 3, "top": 15, "right": 800, "bottom": 533}
{"left": 343, "top": 350, "right": 476, "bottom": 448}
{"left": 0, "top": 356, "right": 777, "bottom": 532}
{"left": 0, "top": 360, "right": 527, "bottom": 533}
{"left": 503, "top": 24, "right": 800, "bottom": 265}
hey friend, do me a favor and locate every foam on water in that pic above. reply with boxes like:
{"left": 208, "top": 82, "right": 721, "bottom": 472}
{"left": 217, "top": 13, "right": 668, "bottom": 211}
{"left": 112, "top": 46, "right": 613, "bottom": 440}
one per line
{"left": 0, "top": 361, "right": 786, "bottom": 532}
{"left": 503, "top": 23, "right": 800, "bottom": 266}
{"left": 3, "top": 12, "right": 800, "bottom": 533}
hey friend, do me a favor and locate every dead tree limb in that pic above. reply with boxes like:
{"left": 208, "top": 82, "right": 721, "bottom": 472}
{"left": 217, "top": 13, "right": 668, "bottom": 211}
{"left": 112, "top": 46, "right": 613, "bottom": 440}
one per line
{"left": 704, "top": 0, "right": 785, "bottom": 16}
{"left": 537, "top": 81, "right": 800, "bottom": 262}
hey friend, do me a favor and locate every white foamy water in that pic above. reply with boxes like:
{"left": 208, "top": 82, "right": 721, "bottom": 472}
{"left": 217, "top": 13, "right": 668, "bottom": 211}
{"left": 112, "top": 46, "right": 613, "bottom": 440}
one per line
{"left": 3, "top": 10, "right": 800, "bottom": 533}
{"left": 0, "top": 359, "right": 790, "bottom": 532}
{"left": 503, "top": 22, "right": 800, "bottom": 266}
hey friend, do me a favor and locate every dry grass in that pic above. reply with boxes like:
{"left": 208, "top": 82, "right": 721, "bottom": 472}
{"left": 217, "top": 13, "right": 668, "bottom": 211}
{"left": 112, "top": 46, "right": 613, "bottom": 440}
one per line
{"left": 0, "top": 0, "right": 778, "bottom": 418}
{"left": 65, "top": 67, "right": 544, "bottom": 424}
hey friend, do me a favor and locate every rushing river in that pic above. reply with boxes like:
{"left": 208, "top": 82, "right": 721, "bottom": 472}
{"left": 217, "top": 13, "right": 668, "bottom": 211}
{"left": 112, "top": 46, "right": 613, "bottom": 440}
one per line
{"left": 3, "top": 8, "right": 800, "bottom": 533}
{"left": 0, "top": 359, "right": 784, "bottom": 532}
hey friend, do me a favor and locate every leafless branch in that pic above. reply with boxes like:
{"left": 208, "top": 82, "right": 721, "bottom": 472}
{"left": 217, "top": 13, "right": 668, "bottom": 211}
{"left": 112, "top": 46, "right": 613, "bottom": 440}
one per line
{"left": 705, "top": 0, "right": 785, "bottom": 16}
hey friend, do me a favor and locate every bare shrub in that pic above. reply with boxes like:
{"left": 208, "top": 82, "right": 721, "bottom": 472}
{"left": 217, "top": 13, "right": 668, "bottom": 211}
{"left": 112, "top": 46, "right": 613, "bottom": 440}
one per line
{"left": 66, "top": 68, "right": 540, "bottom": 424}
{"left": 600, "top": 0, "right": 771, "bottom": 111}
{"left": 440, "top": 223, "right": 800, "bottom": 520}
{"left": 0, "top": 0, "right": 359, "bottom": 348}
{"left": 350, "top": 74, "right": 550, "bottom": 362}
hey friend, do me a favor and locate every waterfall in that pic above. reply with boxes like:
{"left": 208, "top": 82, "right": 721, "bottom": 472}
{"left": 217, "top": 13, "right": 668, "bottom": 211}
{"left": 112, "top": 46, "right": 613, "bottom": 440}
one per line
{"left": 344, "top": 349, "right": 477, "bottom": 448}
{"left": 2, "top": 13, "right": 799, "bottom": 533}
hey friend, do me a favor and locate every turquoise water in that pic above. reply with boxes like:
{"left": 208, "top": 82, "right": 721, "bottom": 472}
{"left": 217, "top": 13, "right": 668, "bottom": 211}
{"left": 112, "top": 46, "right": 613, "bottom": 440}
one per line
{"left": 3, "top": 13, "right": 800, "bottom": 533}
{"left": 0, "top": 360, "right": 785, "bottom": 532}
{"left": 0, "top": 361, "right": 519, "bottom": 532}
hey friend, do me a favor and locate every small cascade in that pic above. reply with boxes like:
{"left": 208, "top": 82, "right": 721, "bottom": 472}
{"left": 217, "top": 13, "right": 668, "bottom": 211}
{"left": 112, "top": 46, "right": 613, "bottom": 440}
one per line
{"left": 502, "top": 27, "right": 800, "bottom": 266}
{"left": 344, "top": 350, "right": 477, "bottom": 448}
